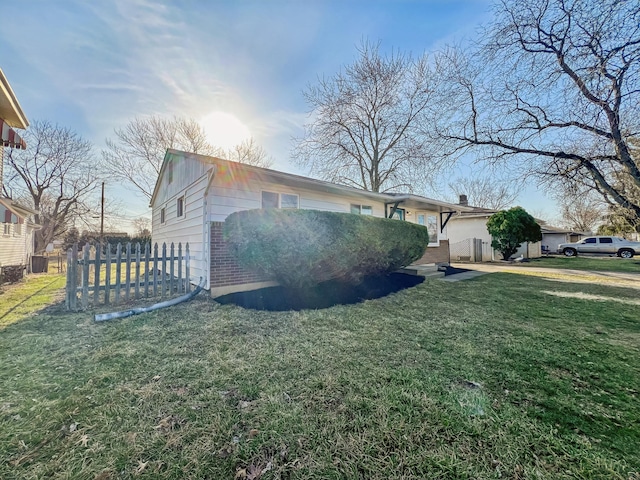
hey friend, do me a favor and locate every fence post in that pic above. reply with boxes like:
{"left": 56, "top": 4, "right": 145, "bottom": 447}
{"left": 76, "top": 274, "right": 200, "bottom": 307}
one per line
{"left": 135, "top": 243, "right": 141, "bottom": 299}
{"left": 125, "top": 243, "right": 132, "bottom": 302}
{"left": 93, "top": 243, "right": 101, "bottom": 306}
{"left": 104, "top": 244, "right": 111, "bottom": 305}
{"left": 114, "top": 243, "right": 122, "bottom": 305}
{"left": 169, "top": 243, "right": 175, "bottom": 294}
{"left": 185, "top": 243, "right": 191, "bottom": 293}
{"left": 69, "top": 244, "right": 78, "bottom": 310}
{"left": 153, "top": 243, "right": 159, "bottom": 297}
{"left": 65, "top": 248, "right": 73, "bottom": 310}
{"left": 177, "top": 242, "right": 183, "bottom": 294}
{"left": 144, "top": 243, "right": 150, "bottom": 298}
{"left": 161, "top": 243, "right": 166, "bottom": 299}
{"left": 82, "top": 244, "right": 90, "bottom": 310}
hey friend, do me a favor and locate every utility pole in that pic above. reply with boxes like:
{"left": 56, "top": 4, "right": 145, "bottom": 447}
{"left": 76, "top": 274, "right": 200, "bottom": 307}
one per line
{"left": 100, "top": 181, "right": 105, "bottom": 244}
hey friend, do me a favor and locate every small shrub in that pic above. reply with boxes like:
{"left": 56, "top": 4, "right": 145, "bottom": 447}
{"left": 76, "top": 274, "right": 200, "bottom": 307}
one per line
{"left": 224, "top": 209, "right": 430, "bottom": 288}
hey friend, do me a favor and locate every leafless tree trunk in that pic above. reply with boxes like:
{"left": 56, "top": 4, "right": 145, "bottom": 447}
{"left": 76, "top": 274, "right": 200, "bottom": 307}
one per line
{"left": 294, "top": 40, "right": 440, "bottom": 193}
{"left": 432, "top": 0, "right": 640, "bottom": 218}
{"left": 4, "top": 120, "right": 98, "bottom": 253}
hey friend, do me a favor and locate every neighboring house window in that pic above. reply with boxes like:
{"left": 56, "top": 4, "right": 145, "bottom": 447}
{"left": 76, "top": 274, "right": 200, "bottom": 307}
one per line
{"left": 14, "top": 223, "right": 22, "bottom": 236}
{"left": 281, "top": 193, "right": 299, "bottom": 209}
{"left": 261, "top": 191, "right": 299, "bottom": 209}
{"left": 3, "top": 224, "right": 10, "bottom": 236}
{"left": 351, "top": 204, "right": 373, "bottom": 215}
{"left": 161, "top": 208, "right": 166, "bottom": 224}
{"left": 177, "top": 196, "right": 184, "bottom": 217}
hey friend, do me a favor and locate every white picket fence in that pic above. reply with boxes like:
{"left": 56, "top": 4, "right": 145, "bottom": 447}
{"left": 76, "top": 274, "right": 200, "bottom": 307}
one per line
{"left": 65, "top": 242, "right": 190, "bottom": 310}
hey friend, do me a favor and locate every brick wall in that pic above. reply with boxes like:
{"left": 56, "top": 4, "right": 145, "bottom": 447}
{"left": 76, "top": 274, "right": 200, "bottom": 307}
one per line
{"left": 210, "top": 222, "right": 274, "bottom": 288}
{"left": 411, "top": 240, "right": 450, "bottom": 265}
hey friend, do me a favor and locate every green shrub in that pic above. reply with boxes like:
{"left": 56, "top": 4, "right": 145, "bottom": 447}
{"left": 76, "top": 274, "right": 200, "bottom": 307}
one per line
{"left": 486, "top": 206, "right": 542, "bottom": 260}
{"left": 224, "top": 209, "right": 430, "bottom": 288}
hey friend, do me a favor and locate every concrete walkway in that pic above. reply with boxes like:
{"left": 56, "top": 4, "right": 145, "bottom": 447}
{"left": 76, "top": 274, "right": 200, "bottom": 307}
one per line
{"left": 447, "top": 262, "right": 640, "bottom": 288}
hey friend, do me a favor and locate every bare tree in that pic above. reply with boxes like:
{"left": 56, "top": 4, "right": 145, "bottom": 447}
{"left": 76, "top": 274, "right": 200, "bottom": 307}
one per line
{"left": 102, "top": 116, "right": 221, "bottom": 201}
{"left": 556, "top": 187, "right": 606, "bottom": 232}
{"left": 4, "top": 120, "right": 98, "bottom": 253}
{"left": 131, "top": 216, "right": 151, "bottom": 236}
{"left": 225, "top": 137, "right": 274, "bottom": 168}
{"left": 294, "top": 41, "right": 439, "bottom": 193}
{"left": 433, "top": 0, "right": 640, "bottom": 218}
{"left": 448, "top": 175, "right": 520, "bottom": 210}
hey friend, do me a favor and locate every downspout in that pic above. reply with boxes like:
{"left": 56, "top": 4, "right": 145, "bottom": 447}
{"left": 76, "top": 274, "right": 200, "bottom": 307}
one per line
{"left": 202, "top": 165, "right": 218, "bottom": 290}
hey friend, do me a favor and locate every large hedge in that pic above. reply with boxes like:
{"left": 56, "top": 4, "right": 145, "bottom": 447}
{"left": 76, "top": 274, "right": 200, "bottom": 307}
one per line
{"left": 224, "top": 209, "right": 430, "bottom": 289}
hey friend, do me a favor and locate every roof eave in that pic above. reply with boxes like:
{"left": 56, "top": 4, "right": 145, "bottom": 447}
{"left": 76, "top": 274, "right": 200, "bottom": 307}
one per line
{"left": 0, "top": 69, "right": 29, "bottom": 129}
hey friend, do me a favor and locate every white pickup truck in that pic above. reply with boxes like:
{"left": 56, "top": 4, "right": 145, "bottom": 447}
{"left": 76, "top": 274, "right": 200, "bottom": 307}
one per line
{"left": 557, "top": 236, "right": 640, "bottom": 258}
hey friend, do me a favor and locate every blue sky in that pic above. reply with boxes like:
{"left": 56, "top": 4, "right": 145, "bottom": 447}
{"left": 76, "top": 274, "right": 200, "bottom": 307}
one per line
{"left": 1, "top": 0, "right": 556, "bottom": 230}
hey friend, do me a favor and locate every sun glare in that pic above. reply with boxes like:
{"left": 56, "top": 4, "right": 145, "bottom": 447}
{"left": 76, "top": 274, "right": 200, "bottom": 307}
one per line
{"left": 200, "top": 111, "right": 251, "bottom": 150}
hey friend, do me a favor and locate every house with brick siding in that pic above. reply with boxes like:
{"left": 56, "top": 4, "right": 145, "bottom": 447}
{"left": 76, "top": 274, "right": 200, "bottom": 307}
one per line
{"left": 150, "top": 149, "right": 473, "bottom": 296}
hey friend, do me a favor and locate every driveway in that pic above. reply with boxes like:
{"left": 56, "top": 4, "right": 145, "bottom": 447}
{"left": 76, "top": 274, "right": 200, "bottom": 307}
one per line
{"left": 450, "top": 262, "right": 640, "bottom": 289}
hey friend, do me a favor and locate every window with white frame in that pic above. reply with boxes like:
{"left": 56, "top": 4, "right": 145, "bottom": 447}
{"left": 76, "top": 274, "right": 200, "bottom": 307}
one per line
{"left": 351, "top": 204, "right": 373, "bottom": 215}
{"left": 426, "top": 215, "right": 437, "bottom": 241}
{"left": 177, "top": 196, "right": 184, "bottom": 217}
{"left": 3, "top": 223, "right": 10, "bottom": 235}
{"left": 261, "top": 191, "right": 299, "bottom": 209}
{"left": 161, "top": 207, "right": 166, "bottom": 224}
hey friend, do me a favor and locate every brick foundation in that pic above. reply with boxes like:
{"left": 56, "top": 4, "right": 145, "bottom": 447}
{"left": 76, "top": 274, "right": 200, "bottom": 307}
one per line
{"left": 411, "top": 240, "right": 450, "bottom": 265}
{"left": 209, "top": 222, "right": 276, "bottom": 296}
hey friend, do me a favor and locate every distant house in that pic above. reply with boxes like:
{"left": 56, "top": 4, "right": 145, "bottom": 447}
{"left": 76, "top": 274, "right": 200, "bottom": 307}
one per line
{"left": 541, "top": 226, "right": 586, "bottom": 252}
{"left": 150, "top": 149, "right": 473, "bottom": 296}
{"left": 0, "top": 68, "right": 39, "bottom": 272}
{"left": 446, "top": 196, "right": 542, "bottom": 261}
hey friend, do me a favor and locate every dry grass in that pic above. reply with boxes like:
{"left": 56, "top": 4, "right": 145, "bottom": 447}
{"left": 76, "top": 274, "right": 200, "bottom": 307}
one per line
{"left": 1, "top": 273, "right": 638, "bottom": 479}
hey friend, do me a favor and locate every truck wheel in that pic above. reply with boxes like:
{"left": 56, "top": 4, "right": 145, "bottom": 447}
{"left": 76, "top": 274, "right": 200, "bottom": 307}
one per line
{"left": 618, "top": 249, "right": 634, "bottom": 259}
{"left": 563, "top": 248, "right": 577, "bottom": 257}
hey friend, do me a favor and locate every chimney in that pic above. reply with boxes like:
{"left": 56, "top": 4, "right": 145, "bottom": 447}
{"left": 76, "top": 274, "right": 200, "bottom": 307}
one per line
{"left": 458, "top": 194, "right": 468, "bottom": 206}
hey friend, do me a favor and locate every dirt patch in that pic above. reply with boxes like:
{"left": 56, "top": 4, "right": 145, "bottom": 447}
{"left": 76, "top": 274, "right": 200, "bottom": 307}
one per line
{"left": 214, "top": 273, "right": 424, "bottom": 311}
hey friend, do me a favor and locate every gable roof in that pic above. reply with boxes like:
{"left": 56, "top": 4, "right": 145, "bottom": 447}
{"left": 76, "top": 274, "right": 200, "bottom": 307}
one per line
{"left": 150, "top": 149, "right": 475, "bottom": 213}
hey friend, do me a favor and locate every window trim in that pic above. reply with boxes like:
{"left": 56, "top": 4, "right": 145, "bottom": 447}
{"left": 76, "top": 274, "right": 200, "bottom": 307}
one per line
{"left": 2, "top": 223, "right": 10, "bottom": 236}
{"left": 416, "top": 211, "right": 439, "bottom": 246}
{"left": 177, "top": 196, "right": 185, "bottom": 218}
{"left": 160, "top": 207, "right": 166, "bottom": 224}
{"left": 350, "top": 204, "right": 373, "bottom": 215}
{"left": 261, "top": 190, "right": 299, "bottom": 210}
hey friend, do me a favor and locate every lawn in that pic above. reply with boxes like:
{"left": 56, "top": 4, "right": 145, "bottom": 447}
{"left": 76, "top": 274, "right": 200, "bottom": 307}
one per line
{"left": 0, "top": 273, "right": 66, "bottom": 329}
{"left": 0, "top": 273, "right": 638, "bottom": 479}
{"left": 527, "top": 255, "right": 640, "bottom": 273}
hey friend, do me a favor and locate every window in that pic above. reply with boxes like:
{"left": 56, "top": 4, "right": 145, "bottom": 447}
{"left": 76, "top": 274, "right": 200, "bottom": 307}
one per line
{"left": 390, "top": 208, "right": 405, "bottom": 220}
{"left": 599, "top": 237, "right": 613, "bottom": 244}
{"left": 281, "top": 193, "right": 299, "bottom": 209}
{"left": 262, "top": 191, "right": 279, "bottom": 208}
{"left": 426, "top": 215, "right": 437, "bottom": 241}
{"left": 417, "top": 214, "right": 425, "bottom": 225}
{"left": 584, "top": 237, "right": 597, "bottom": 244}
{"left": 351, "top": 204, "right": 373, "bottom": 215}
{"left": 3, "top": 224, "right": 10, "bottom": 236}
{"left": 261, "top": 191, "right": 299, "bottom": 209}
{"left": 161, "top": 208, "right": 166, "bottom": 224}
{"left": 177, "top": 197, "right": 184, "bottom": 217}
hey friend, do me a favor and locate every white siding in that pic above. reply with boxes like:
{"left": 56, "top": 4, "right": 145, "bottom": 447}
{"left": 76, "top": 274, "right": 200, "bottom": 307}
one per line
{"left": 0, "top": 223, "right": 30, "bottom": 267}
{"left": 152, "top": 173, "right": 209, "bottom": 287}
{"left": 207, "top": 177, "right": 388, "bottom": 222}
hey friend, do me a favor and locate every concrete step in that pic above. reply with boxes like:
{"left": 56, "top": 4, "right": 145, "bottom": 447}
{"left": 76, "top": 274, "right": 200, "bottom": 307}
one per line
{"left": 397, "top": 264, "right": 445, "bottom": 279}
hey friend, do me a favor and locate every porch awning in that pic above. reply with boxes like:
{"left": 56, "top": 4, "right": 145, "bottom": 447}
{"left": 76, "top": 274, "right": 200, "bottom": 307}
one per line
{"left": 1, "top": 119, "right": 26, "bottom": 149}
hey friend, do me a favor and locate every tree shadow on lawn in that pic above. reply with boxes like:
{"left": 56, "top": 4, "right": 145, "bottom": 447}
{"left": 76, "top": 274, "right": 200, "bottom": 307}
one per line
{"left": 214, "top": 272, "right": 425, "bottom": 311}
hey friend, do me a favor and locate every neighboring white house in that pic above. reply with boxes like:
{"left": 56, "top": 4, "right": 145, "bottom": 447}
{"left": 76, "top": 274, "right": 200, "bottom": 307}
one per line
{"left": 447, "top": 197, "right": 542, "bottom": 261}
{"left": 1, "top": 68, "right": 38, "bottom": 272}
{"left": 150, "top": 149, "right": 473, "bottom": 296}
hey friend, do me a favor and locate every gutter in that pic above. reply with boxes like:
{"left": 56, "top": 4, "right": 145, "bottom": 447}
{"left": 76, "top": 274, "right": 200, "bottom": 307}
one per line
{"left": 202, "top": 165, "right": 218, "bottom": 290}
